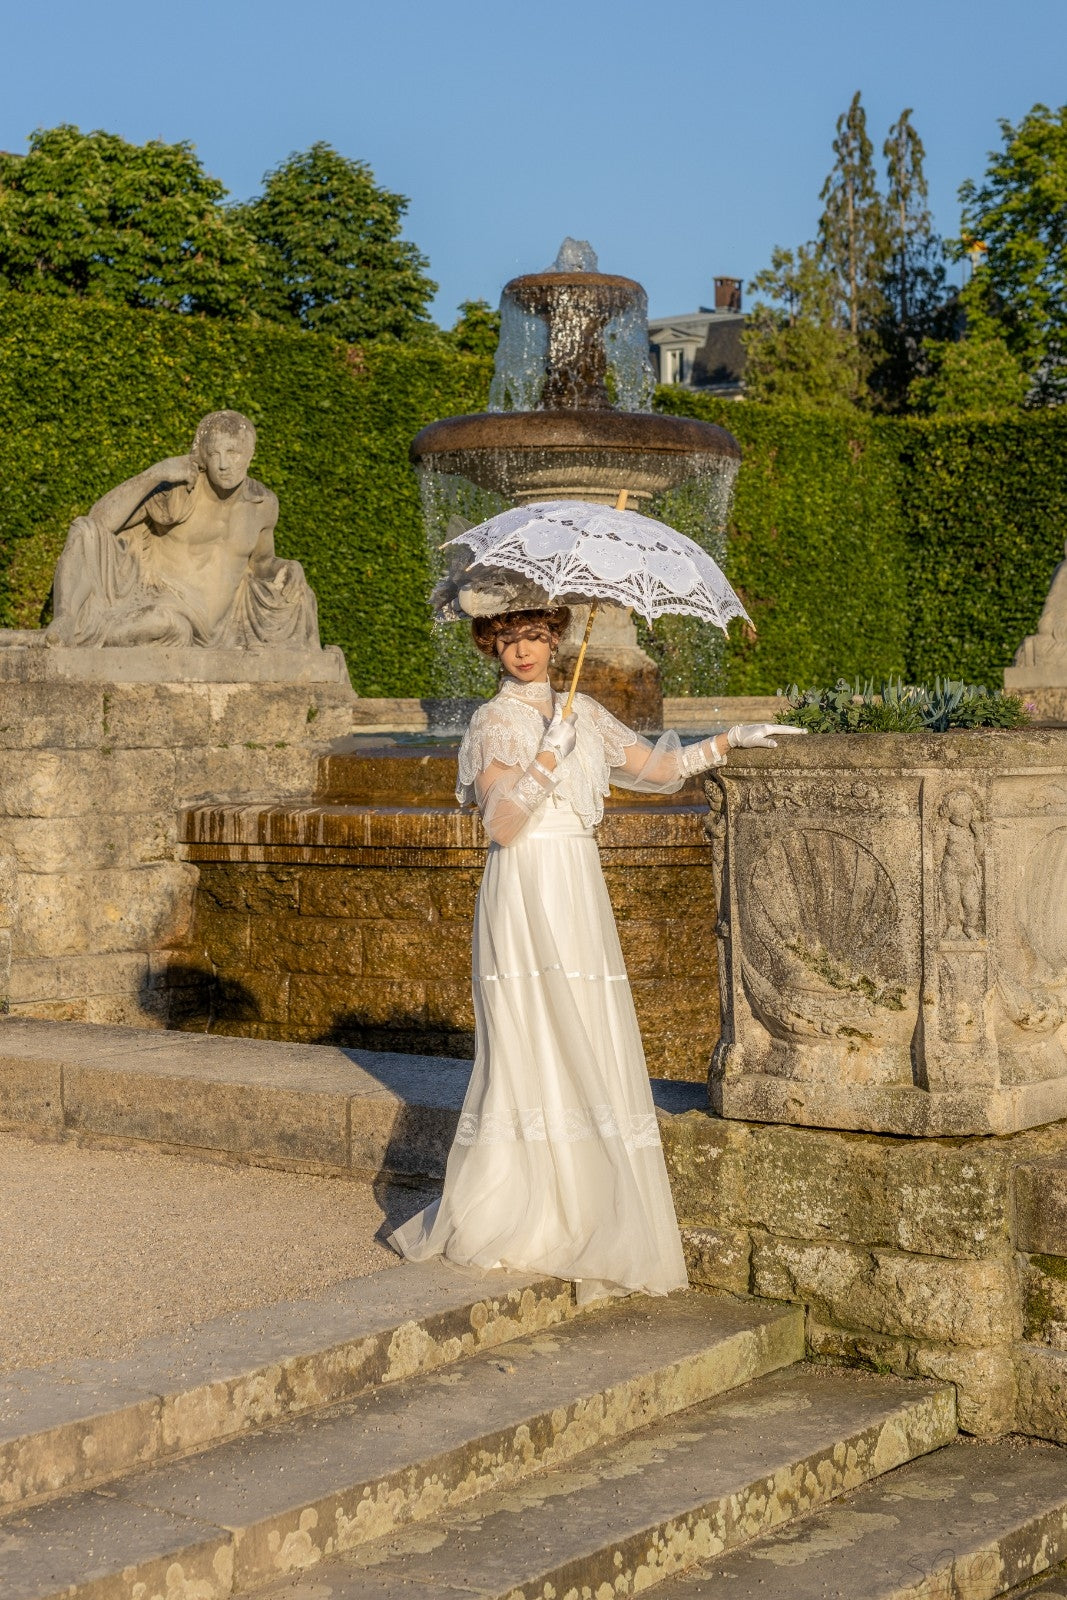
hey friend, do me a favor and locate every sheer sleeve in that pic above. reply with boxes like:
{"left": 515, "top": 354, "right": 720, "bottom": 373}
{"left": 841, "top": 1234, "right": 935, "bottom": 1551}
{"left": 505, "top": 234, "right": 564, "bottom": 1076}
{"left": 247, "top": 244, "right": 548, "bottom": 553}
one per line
{"left": 585, "top": 698, "right": 726, "bottom": 794}
{"left": 475, "top": 758, "right": 557, "bottom": 846}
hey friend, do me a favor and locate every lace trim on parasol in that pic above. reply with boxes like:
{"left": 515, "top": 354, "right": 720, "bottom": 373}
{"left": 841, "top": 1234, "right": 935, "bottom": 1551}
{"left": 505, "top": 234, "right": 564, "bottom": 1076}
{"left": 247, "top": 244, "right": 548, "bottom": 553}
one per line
{"left": 455, "top": 1104, "right": 662, "bottom": 1150}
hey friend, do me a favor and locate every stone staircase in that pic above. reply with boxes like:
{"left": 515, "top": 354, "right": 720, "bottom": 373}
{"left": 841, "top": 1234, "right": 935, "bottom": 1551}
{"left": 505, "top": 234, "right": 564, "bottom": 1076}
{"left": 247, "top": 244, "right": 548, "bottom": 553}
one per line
{"left": 0, "top": 1257, "right": 1062, "bottom": 1600}
{"left": 5, "top": 1019, "right": 1067, "bottom": 1596}
{"left": 0, "top": 1262, "right": 957, "bottom": 1600}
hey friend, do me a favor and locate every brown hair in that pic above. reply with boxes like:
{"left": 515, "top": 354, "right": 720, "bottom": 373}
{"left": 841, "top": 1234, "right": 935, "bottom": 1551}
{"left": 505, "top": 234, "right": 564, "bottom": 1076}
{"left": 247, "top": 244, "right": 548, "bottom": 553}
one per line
{"left": 471, "top": 606, "right": 572, "bottom": 659}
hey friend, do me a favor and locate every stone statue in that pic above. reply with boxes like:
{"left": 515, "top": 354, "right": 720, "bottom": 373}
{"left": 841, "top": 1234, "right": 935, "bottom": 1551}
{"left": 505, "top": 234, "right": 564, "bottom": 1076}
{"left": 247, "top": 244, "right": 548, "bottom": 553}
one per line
{"left": 46, "top": 411, "right": 320, "bottom": 650}
{"left": 1012, "top": 543, "right": 1067, "bottom": 671}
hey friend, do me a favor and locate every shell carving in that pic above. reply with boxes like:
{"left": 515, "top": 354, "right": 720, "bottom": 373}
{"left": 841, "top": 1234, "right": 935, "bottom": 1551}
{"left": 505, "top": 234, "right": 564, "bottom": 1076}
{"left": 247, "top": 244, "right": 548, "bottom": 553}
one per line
{"left": 741, "top": 828, "right": 903, "bottom": 1006}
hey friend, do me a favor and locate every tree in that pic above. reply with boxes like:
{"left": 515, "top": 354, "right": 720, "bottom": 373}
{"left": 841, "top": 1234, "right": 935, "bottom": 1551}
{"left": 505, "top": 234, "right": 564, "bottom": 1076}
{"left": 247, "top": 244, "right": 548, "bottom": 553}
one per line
{"left": 957, "top": 102, "right": 1067, "bottom": 401}
{"left": 237, "top": 143, "right": 437, "bottom": 344}
{"left": 875, "top": 109, "right": 950, "bottom": 409}
{"left": 448, "top": 299, "right": 500, "bottom": 357}
{"left": 743, "top": 245, "right": 861, "bottom": 408}
{"left": 909, "top": 271, "right": 1029, "bottom": 414}
{"left": 817, "top": 92, "right": 890, "bottom": 341}
{"left": 0, "top": 125, "right": 259, "bottom": 317}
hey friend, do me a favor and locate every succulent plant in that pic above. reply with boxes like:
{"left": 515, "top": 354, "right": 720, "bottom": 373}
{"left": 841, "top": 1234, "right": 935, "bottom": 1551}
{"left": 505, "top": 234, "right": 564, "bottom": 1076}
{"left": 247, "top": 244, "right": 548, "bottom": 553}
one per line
{"left": 776, "top": 677, "right": 1030, "bottom": 732}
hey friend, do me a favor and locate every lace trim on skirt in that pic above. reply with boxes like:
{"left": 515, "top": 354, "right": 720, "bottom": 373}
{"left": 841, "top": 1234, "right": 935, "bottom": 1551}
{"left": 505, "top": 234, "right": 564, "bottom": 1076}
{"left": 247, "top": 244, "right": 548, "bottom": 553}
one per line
{"left": 456, "top": 1105, "right": 662, "bottom": 1149}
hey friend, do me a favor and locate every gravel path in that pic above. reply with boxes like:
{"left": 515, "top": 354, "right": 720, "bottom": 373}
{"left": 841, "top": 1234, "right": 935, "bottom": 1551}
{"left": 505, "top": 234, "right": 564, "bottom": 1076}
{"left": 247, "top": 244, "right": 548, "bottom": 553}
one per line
{"left": 0, "top": 1131, "right": 438, "bottom": 1373}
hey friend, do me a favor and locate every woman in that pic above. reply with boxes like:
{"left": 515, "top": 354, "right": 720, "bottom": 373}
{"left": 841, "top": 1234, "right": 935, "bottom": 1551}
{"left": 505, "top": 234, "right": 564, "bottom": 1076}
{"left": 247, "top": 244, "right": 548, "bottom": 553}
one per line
{"left": 391, "top": 607, "right": 802, "bottom": 1302}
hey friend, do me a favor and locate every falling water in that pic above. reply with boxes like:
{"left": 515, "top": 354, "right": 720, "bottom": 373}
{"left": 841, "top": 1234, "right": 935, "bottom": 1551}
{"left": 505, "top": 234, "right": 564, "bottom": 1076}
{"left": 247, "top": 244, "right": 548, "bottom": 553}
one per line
{"left": 488, "top": 239, "right": 655, "bottom": 415}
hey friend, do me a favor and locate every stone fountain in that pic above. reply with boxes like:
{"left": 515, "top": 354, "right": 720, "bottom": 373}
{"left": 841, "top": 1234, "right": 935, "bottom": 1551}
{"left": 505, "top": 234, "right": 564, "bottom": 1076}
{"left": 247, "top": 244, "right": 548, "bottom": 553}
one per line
{"left": 411, "top": 239, "right": 741, "bottom": 730}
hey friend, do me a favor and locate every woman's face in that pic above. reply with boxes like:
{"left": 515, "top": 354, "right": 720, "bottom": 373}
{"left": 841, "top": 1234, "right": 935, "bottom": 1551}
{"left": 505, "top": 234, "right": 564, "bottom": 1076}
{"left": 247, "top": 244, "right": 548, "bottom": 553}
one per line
{"left": 496, "top": 626, "right": 553, "bottom": 683}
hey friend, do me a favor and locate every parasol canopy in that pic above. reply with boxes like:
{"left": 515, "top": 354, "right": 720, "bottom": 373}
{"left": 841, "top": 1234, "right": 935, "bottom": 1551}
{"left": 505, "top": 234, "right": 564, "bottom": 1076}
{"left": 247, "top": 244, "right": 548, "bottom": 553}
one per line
{"left": 436, "top": 497, "right": 750, "bottom": 633}
{"left": 434, "top": 494, "right": 751, "bottom": 715}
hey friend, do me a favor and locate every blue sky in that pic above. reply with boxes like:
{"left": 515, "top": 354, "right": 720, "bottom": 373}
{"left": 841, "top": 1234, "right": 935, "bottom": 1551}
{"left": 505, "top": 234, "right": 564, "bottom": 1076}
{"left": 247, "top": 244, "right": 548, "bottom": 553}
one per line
{"left": 3, "top": 0, "right": 1064, "bottom": 323}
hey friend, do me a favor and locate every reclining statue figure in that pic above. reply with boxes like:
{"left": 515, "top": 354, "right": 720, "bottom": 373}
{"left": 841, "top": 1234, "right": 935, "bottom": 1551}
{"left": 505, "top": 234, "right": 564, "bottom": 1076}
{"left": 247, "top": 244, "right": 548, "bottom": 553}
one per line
{"left": 47, "top": 411, "right": 320, "bottom": 650}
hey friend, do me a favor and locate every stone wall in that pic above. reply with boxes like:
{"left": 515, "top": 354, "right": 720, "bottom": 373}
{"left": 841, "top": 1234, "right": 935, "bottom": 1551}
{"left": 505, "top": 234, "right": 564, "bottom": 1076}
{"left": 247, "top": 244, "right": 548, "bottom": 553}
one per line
{"left": 178, "top": 811, "right": 720, "bottom": 1080}
{"left": 0, "top": 666, "right": 356, "bottom": 1026}
{"left": 663, "top": 1108, "right": 1067, "bottom": 1439}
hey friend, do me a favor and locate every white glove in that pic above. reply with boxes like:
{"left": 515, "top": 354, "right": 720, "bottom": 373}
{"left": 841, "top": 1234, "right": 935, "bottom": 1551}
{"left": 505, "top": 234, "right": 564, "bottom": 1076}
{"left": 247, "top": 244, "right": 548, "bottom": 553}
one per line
{"left": 539, "top": 704, "right": 577, "bottom": 762}
{"left": 726, "top": 722, "right": 808, "bottom": 749}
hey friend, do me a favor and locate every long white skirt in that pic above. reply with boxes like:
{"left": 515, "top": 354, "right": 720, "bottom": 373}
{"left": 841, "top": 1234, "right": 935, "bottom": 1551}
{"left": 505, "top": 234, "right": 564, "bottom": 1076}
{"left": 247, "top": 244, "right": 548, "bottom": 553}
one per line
{"left": 389, "top": 799, "right": 688, "bottom": 1303}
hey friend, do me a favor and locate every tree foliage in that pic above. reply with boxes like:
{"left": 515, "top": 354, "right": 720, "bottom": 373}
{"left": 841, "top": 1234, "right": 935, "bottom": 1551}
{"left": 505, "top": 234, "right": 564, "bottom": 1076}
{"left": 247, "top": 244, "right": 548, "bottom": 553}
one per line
{"left": 235, "top": 142, "right": 437, "bottom": 344}
{"left": 743, "top": 245, "right": 860, "bottom": 408}
{"left": 957, "top": 102, "right": 1067, "bottom": 400}
{"left": 875, "top": 109, "right": 951, "bottom": 409}
{"left": 817, "top": 92, "right": 890, "bottom": 340}
{"left": 909, "top": 272, "right": 1029, "bottom": 414}
{"left": 0, "top": 125, "right": 259, "bottom": 317}
{"left": 447, "top": 298, "right": 501, "bottom": 357}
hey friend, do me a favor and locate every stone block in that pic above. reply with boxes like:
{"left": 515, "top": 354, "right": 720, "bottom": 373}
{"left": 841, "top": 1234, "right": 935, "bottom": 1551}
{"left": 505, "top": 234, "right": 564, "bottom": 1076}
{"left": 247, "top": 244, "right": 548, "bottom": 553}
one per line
{"left": 741, "top": 1126, "right": 1012, "bottom": 1260}
{"left": 252, "top": 917, "right": 362, "bottom": 977}
{"left": 431, "top": 872, "right": 482, "bottom": 921}
{"left": 362, "top": 920, "right": 471, "bottom": 981}
{"left": 7, "top": 951, "right": 149, "bottom": 1005}
{"left": 1016, "top": 1344, "right": 1067, "bottom": 1443}
{"left": 198, "top": 865, "right": 302, "bottom": 915}
{"left": 0, "top": 683, "right": 109, "bottom": 750}
{"left": 63, "top": 1060, "right": 349, "bottom": 1171}
{"left": 681, "top": 1226, "right": 752, "bottom": 1295}
{"left": 808, "top": 1321, "right": 1017, "bottom": 1435}
{"left": 660, "top": 1110, "right": 748, "bottom": 1225}
{"left": 1023, "top": 1254, "right": 1067, "bottom": 1346}
{"left": 425, "top": 979, "right": 476, "bottom": 1032}
{"left": 0, "top": 816, "right": 163, "bottom": 875}
{"left": 615, "top": 920, "right": 670, "bottom": 979}
{"left": 289, "top": 975, "right": 426, "bottom": 1030}
{"left": 98, "top": 683, "right": 216, "bottom": 748}
{"left": 82, "top": 863, "right": 198, "bottom": 954}
{"left": 216, "top": 971, "right": 289, "bottom": 1024}
{"left": 200, "top": 913, "right": 251, "bottom": 970}
{"left": 0, "top": 748, "right": 177, "bottom": 819}
{"left": 751, "top": 1235, "right": 1020, "bottom": 1347}
{"left": 1016, "top": 1160, "right": 1067, "bottom": 1255}
{"left": 173, "top": 745, "right": 320, "bottom": 805}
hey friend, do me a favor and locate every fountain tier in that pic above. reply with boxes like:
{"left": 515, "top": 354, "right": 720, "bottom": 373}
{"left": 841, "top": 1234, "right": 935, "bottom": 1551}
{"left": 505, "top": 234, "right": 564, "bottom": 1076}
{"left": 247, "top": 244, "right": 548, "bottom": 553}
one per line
{"left": 412, "top": 248, "right": 742, "bottom": 728}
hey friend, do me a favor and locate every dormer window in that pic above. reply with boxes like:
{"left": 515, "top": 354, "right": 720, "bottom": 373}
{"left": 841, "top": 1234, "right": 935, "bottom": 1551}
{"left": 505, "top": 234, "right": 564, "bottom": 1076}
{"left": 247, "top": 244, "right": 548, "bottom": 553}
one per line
{"left": 664, "top": 348, "right": 686, "bottom": 384}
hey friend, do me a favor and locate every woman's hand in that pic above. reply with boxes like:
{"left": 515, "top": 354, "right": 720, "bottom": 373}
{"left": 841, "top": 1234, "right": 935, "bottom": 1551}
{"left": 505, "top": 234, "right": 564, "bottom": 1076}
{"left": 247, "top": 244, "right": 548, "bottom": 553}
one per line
{"left": 537, "top": 705, "right": 577, "bottom": 770}
{"left": 727, "top": 723, "right": 807, "bottom": 749}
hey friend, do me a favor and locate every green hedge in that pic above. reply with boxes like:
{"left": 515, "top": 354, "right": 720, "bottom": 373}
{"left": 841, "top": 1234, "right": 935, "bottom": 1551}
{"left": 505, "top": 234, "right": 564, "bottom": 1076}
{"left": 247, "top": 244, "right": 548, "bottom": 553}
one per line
{"left": 657, "top": 389, "right": 1067, "bottom": 693}
{"left": 2, "top": 291, "right": 1065, "bottom": 697}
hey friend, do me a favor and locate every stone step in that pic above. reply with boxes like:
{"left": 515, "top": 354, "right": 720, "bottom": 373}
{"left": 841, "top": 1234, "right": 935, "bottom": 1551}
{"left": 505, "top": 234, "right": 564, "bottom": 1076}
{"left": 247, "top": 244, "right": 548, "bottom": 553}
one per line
{"left": 653, "top": 1436, "right": 1067, "bottom": 1599}
{"left": 0, "top": 1017, "right": 704, "bottom": 1183}
{"left": 0, "top": 1293, "right": 804, "bottom": 1600}
{"left": 0, "top": 1262, "right": 576, "bottom": 1515}
{"left": 242, "top": 1364, "right": 955, "bottom": 1600}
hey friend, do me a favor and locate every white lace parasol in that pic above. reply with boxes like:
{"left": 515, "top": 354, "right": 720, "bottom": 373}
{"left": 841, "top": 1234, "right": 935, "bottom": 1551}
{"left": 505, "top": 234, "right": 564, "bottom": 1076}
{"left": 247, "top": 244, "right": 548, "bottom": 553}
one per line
{"left": 440, "top": 499, "right": 750, "bottom": 632}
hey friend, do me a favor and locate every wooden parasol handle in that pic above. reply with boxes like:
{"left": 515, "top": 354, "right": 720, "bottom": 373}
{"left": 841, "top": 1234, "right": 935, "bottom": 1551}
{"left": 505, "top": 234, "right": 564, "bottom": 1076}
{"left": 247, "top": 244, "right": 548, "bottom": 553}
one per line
{"left": 562, "top": 490, "right": 629, "bottom": 717}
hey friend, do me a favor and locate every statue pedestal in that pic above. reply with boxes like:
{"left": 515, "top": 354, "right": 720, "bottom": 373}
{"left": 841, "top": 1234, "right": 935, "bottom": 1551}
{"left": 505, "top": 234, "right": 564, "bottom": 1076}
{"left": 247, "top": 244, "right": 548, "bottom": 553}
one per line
{"left": 1, "top": 631, "right": 348, "bottom": 685}
{"left": 0, "top": 633, "right": 356, "bottom": 1030}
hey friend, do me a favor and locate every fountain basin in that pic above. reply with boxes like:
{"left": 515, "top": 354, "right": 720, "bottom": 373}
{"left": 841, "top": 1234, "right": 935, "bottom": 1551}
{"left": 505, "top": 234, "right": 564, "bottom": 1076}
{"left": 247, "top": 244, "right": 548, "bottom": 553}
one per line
{"left": 411, "top": 409, "right": 741, "bottom": 505}
{"left": 177, "top": 740, "right": 720, "bottom": 1080}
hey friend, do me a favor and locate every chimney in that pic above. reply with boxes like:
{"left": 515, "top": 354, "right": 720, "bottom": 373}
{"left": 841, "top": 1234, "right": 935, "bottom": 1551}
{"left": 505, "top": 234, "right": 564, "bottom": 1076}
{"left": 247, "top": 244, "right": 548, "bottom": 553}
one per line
{"left": 714, "top": 277, "right": 742, "bottom": 313}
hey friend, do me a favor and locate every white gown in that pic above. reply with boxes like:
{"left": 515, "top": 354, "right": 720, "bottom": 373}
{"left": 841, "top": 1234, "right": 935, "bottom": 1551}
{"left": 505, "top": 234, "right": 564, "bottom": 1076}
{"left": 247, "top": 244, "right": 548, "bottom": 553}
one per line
{"left": 390, "top": 677, "right": 696, "bottom": 1303}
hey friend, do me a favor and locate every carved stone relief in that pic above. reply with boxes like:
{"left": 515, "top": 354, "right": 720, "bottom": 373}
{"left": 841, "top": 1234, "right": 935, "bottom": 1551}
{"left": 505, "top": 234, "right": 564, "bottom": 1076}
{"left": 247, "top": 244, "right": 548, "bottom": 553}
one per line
{"left": 937, "top": 789, "right": 985, "bottom": 942}
{"left": 738, "top": 826, "right": 910, "bottom": 1044}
